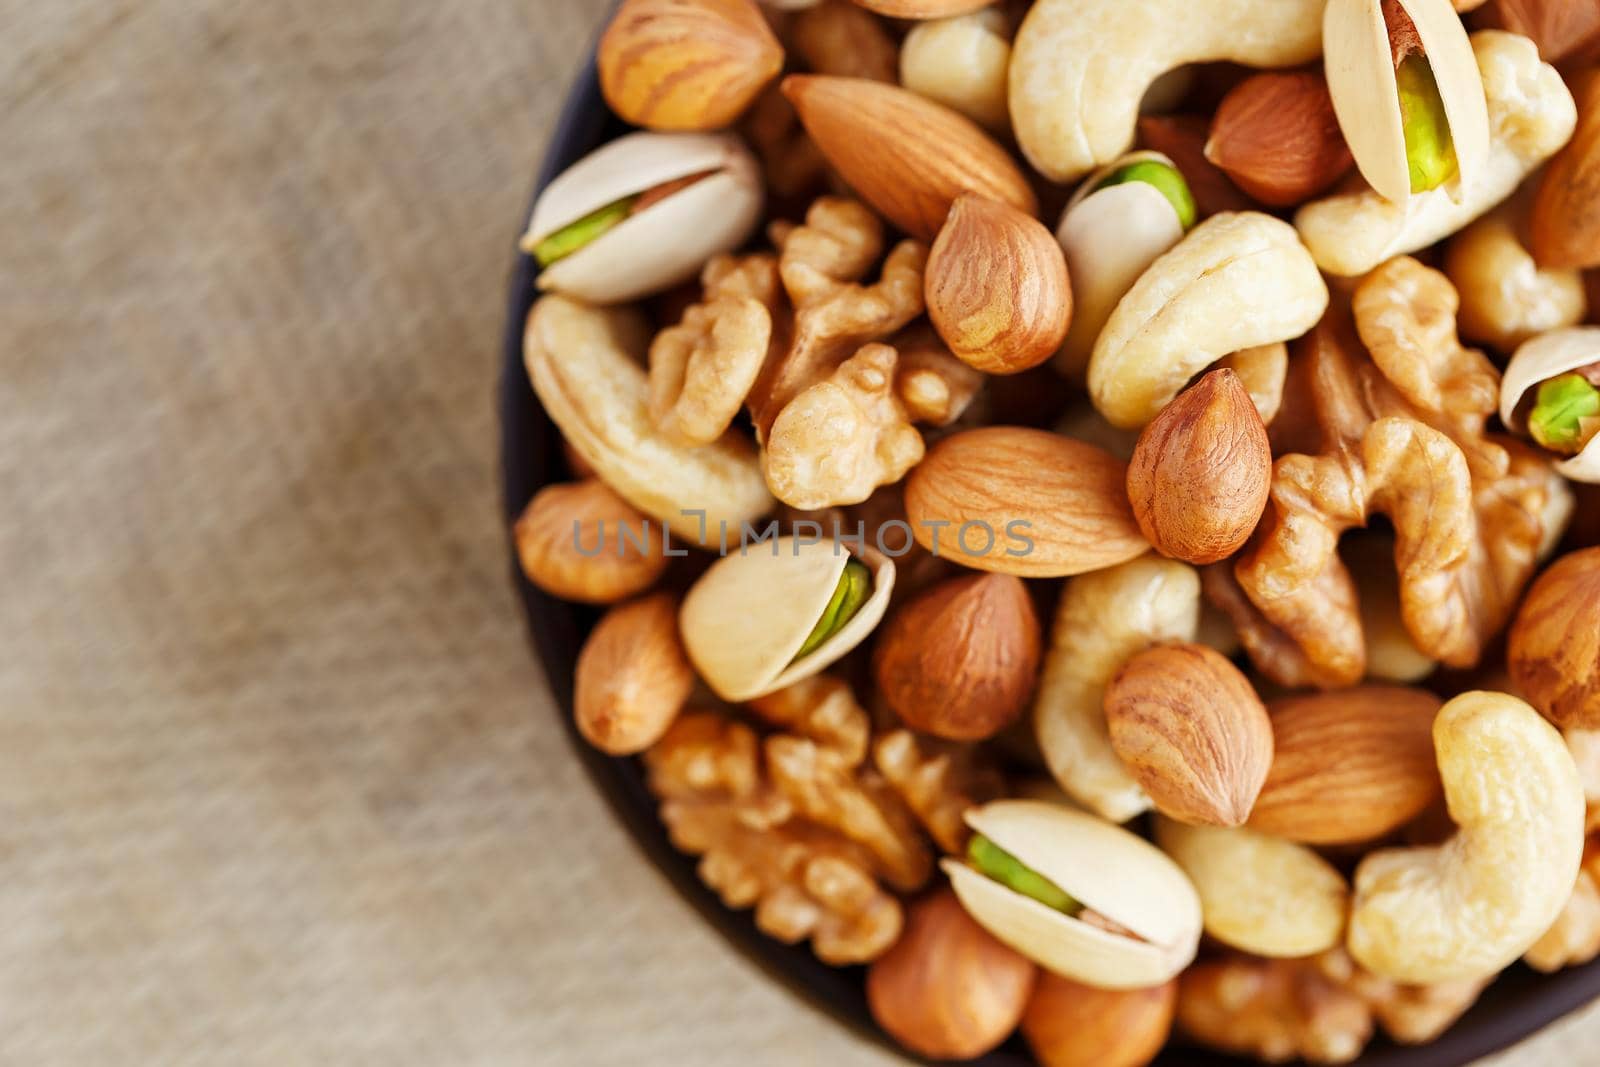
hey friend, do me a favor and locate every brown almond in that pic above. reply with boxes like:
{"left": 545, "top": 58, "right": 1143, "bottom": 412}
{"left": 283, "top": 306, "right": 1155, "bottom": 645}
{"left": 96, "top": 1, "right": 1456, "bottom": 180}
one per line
{"left": 1474, "top": 0, "right": 1600, "bottom": 63}
{"left": 874, "top": 572, "right": 1042, "bottom": 741}
{"left": 1126, "top": 369, "right": 1271, "bottom": 566}
{"left": 1508, "top": 547, "right": 1600, "bottom": 728}
{"left": 574, "top": 593, "right": 694, "bottom": 755}
{"left": 1204, "top": 71, "right": 1354, "bottom": 207}
{"left": 904, "top": 426, "right": 1149, "bottom": 577}
{"left": 1532, "top": 73, "right": 1600, "bottom": 270}
{"left": 598, "top": 0, "right": 784, "bottom": 131}
{"left": 782, "top": 74, "right": 1037, "bottom": 239}
{"left": 1247, "top": 686, "right": 1443, "bottom": 844}
{"left": 1103, "top": 643, "right": 1273, "bottom": 827}
{"left": 926, "top": 194, "right": 1073, "bottom": 375}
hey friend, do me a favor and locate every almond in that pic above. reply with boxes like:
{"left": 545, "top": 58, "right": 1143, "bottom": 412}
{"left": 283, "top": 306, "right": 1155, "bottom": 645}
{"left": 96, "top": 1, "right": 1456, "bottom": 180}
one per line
{"left": 598, "top": 0, "right": 784, "bottom": 131}
{"left": 926, "top": 194, "right": 1072, "bottom": 375}
{"left": 1475, "top": 0, "right": 1600, "bottom": 63}
{"left": 1126, "top": 369, "right": 1271, "bottom": 565}
{"left": 850, "top": 0, "right": 992, "bottom": 17}
{"left": 1137, "top": 115, "right": 1257, "bottom": 217}
{"left": 1103, "top": 643, "right": 1273, "bottom": 827}
{"left": 574, "top": 592, "right": 695, "bottom": 755}
{"left": 874, "top": 572, "right": 1042, "bottom": 741}
{"left": 782, "top": 75, "right": 1037, "bottom": 240}
{"left": 904, "top": 426, "right": 1149, "bottom": 577}
{"left": 1532, "top": 72, "right": 1600, "bottom": 270}
{"left": 1247, "top": 687, "right": 1443, "bottom": 844}
{"left": 1204, "top": 71, "right": 1354, "bottom": 207}
{"left": 1508, "top": 546, "right": 1600, "bottom": 729}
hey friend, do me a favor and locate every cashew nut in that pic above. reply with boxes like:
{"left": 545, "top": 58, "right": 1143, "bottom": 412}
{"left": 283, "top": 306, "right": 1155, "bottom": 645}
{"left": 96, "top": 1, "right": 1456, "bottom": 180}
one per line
{"left": 900, "top": 9, "right": 1011, "bottom": 132}
{"left": 1008, "top": 0, "right": 1323, "bottom": 181}
{"left": 524, "top": 294, "right": 775, "bottom": 544}
{"left": 1033, "top": 556, "right": 1200, "bottom": 822}
{"left": 1348, "top": 691, "right": 1586, "bottom": 984}
{"left": 1087, "top": 212, "right": 1329, "bottom": 429}
{"left": 1297, "top": 32, "right": 1576, "bottom": 277}
{"left": 1156, "top": 818, "right": 1350, "bottom": 959}
{"left": 1445, "top": 203, "right": 1586, "bottom": 354}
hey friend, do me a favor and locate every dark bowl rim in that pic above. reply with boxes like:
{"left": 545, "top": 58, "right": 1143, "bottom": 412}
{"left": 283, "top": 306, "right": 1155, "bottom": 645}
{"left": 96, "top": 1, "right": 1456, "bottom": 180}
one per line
{"left": 497, "top": 48, "right": 1600, "bottom": 1067}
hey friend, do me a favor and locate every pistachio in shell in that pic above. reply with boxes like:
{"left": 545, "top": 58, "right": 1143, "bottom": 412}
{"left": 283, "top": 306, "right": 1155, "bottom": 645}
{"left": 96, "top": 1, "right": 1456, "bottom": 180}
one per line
{"left": 679, "top": 536, "right": 895, "bottom": 701}
{"left": 521, "top": 131, "right": 761, "bottom": 304}
{"left": 942, "top": 800, "right": 1202, "bottom": 990}
{"left": 1500, "top": 327, "right": 1600, "bottom": 482}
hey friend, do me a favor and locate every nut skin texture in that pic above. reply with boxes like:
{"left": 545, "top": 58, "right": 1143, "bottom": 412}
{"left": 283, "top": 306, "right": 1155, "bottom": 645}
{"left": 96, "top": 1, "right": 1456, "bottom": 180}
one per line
{"left": 1103, "top": 643, "right": 1273, "bottom": 827}
{"left": 874, "top": 573, "right": 1042, "bottom": 741}
{"left": 1021, "top": 973, "right": 1176, "bottom": 1067}
{"left": 866, "top": 889, "right": 1037, "bottom": 1061}
{"left": 1532, "top": 73, "right": 1600, "bottom": 270}
{"left": 598, "top": 0, "right": 783, "bottom": 131}
{"left": 1477, "top": 0, "right": 1600, "bottom": 64}
{"left": 1205, "top": 70, "right": 1354, "bottom": 207}
{"left": 926, "top": 194, "right": 1072, "bottom": 375}
{"left": 905, "top": 427, "right": 1149, "bottom": 578}
{"left": 1509, "top": 547, "right": 1600, "bottom": 729}
{"left": 1249, "top": 687, "right": 1443, "bottom": 845}
{"left": 574, "top": 593, "right": 695, "bottom": 755}
{"left": 781, "top": 75, "right": 1038, "bottom": 241}
{"left": 1126, "top": 369, "right": 1271, "bottom": 566}
{"left": 851, "top": 0, "right": 992, "bottom": 17}
{"left": 514, "top": 480, "right": 669, "bottom": 604}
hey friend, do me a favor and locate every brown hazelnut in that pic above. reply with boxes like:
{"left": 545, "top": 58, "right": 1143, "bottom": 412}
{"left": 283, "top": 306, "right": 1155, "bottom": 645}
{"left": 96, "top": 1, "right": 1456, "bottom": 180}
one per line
{"left": 1021, "top": 971, "right": 1176, "bottom": 1067}
{"left": 873, "top": 572, "right": 1042, "bottom": 741}
{"left": 867, "top": 889, "right": 1036, "bottom": 1060}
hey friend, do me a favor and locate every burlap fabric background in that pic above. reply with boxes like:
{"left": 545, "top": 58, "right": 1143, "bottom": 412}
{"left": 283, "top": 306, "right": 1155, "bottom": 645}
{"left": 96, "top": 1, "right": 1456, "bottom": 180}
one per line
{"left": 3, "top": 2, "right": 1597, "bottom": 1064}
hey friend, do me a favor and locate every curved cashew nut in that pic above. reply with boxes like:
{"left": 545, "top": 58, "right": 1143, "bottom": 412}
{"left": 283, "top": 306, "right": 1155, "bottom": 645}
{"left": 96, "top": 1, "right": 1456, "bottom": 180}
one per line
{"left": 524, "top": 294, "right": 775, "bottom": 545}
{"left": 1088, "top": 213, "right": 1329, "bottom": 430}
{"left": 1008, "top": 0, "right": 1323, "bottom": 181}
{"left": 1033, "top": 555, "right": 1200, "bottom": 822}
{"left": 1297, "top": 32, "right": 1576, "bottom": 278}
{"left": 1348, "top": 691, "right": 1586, "bottom": 984}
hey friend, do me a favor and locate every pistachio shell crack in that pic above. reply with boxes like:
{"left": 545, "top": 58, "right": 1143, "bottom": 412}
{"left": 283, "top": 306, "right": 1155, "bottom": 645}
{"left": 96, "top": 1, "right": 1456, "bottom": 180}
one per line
{"left": 1094, "top": 158, "right": 1197, "bottom": 231}
{"left": 1529, "top": 373, "right": 1600, "bottom": 454}
{"left": 531, "top": 195, "right": 637, "bottom": 267}
{"left": 792, "top": 557, "right": 871, "bottom": 662}
{"left": 967, "top": 833, "right": 1081, "bottom": 915}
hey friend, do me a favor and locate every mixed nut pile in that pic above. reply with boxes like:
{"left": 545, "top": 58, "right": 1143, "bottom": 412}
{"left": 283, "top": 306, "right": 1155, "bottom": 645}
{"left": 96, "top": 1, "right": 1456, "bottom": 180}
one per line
{"left": 515, "top": 0, "right": 1600, "bottom": 1061}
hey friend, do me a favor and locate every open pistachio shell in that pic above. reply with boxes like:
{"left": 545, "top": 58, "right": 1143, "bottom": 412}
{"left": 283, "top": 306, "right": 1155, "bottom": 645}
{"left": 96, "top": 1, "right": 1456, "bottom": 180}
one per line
{"left": 1054, "top": 154, "right": 1187, "bottom": 381}
{"left": 1324, "top": 0, "right": 1488, "bottom": 204}
{"left": 679, "top": 536, "right": 895, "bottom": 702}
{"left": 943, "top": 801, "right": 1201, "bottom": 989}
{"left": 523, "top": 131, "right": 762, "bottom": 305}
{"left": 1501, "top": 327, "right": 1600, "bottom": 483}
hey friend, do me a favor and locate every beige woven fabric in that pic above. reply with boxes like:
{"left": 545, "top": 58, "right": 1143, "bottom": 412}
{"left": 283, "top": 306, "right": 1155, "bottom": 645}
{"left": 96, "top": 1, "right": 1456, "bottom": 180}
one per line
{"left": 0, "top": 1, "right": 1594, "bottom": 1064}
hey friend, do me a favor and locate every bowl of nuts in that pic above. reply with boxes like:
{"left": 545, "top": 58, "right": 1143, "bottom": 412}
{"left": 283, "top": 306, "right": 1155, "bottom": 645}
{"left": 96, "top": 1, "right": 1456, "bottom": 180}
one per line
{"left": 502, "top": 0, "right": 1600, "bottom": 1062}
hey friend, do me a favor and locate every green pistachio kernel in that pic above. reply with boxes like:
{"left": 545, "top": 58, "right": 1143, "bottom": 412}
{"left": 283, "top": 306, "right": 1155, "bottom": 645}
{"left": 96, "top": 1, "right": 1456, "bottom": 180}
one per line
{"left": 1094, "top": 159, "right": 1198, "bottom": 231}
{"left": 967, "top": 833, "right": 1082, "bottom": 916}
{"left": 1397, "top": 55, "right": 1457, "bottom": 194}
{"left": 791, "top": 558, "right": 872, "bottom": 663}
{"left": 1529, "top": 373, "right": 1600, "bottom": 454}
{"left": 530, "top": 195, "right": 638, "bottom": 268}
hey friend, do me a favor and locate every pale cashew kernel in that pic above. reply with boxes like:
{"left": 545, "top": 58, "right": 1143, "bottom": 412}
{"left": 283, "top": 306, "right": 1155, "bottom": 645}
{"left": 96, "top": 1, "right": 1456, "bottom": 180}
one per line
{"left": 1218, "top": 343, "right": 1288, "bottom": 427}
{"left": 1445, "top": 205, "right": 1586, "bottom": 354}
{"left": 1156, "top": 818, "right": 1350, "bottom": 959}
{"left": 1348, "top": 691, "right": 1586, "bottom": 984}
{"left": 900, "top": 9, "right": 1010, "bottom": 133}
{"left": 1297, "top": 32, "right": 1576, "bottom": 278}
{"left": 1033, "top": 555, "right": 1200, "bottom": 822}
{"left": 524, "top": 294, "right": 775, "bottom": 544}
{"left": 1008, "top": 0, "right": 1323, "bottom": 181}
{"left": 1088, "top": 212, "right": 1329, "bottom": 429}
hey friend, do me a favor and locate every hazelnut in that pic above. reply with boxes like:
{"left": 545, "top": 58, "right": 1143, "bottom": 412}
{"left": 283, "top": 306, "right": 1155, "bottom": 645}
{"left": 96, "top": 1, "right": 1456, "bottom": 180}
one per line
{"left": 1021, "top": 972, "right": 1176, "bottom": 1067}
{"left": 866, "top": 889, "right": 1036, "bottom": 1060}
{"left": 514, "top": 480, "right": 668, "bottom": 604}
{"left": 1103, "top": 642, "right": 1273, "bottom": 827}
{"left": 574, "top": 593, "right": 694, "bottom": 755}
{"left": 1125, "top": 368, "right": 1271, "bottom": 565}
{"left": 1509, "top": 546, "right": 1600, "bottom": 728}
{"left": 925, "top": 193, "right": 1073, "bottom": 375}
{"left": 874, "top": 572, "right": 1042, "bottom": 741}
